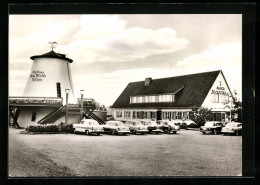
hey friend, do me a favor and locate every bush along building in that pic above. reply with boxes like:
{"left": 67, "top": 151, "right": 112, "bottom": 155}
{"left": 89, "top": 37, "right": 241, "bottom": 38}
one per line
{"left": 9, "top": 44, "right": 106, "bottom": 128}
{"left": 111, "top": 70, "right": 233, "bottom": 122}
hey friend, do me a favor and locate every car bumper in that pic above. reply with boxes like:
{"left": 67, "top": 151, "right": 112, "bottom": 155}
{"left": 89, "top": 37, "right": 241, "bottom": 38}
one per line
{"left": 150, "top": 129, "right": 164, "bottom": 133}
{"left": 117, "top": 130, "right": 131, "bottom": 134}
{"left": 88, "top": 130, "right": 104, "bottom": 133}
{"left": 221, "top": 130, "right": 235, "bottom": 134}
{"left": 134, "top": 130, "right": 149, "bottom": 133}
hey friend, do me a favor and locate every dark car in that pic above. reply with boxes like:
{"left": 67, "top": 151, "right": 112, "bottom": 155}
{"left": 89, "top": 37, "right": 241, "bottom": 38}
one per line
{"left": 199, "top": 121, "right": 224, "bottom": 134}
{"left": 157, "top": 120, "right": 180, "bottom": 134}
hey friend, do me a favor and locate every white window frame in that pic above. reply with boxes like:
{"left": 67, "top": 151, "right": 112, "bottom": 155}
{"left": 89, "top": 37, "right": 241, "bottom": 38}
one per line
{"left": 116, "top": 111, "right": 123, "bottom": 118}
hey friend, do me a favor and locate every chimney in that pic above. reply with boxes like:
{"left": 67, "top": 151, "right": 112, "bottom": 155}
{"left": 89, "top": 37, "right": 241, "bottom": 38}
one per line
{"left": 144, "top": 77, "right": 152, "bottom": 86}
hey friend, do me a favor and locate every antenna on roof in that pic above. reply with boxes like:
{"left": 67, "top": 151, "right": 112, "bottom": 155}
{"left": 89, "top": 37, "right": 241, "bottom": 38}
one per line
{"left": 48, "top": 42, "right": 57, "bottom": 51}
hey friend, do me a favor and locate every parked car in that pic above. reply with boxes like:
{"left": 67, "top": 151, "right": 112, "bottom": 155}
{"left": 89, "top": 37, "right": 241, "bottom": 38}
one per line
{"left": 157, "top": 120, "right": 180, "bottom": 134}
{"left": 140, "top": 119, "right": 164, "bottom": 134}
{"left": 221, "top": 122, "right": 242, "bottom": 135}
{"left": 199, "top": 121, "right": 224, "bottom": 134}
{"left": 171, "top": 119, "right": 187, "bottom": 129}
{"left": 124, "top": 120, "right": 149, "bottom": 134}
{"left": 181, "top": 120, "right": 196, "bottom": 129}
{"left": 73, "top": 119, "right": 104, "bottom": 135}
{"left": 104, "top": 121, "right": 130, "bottom": 135}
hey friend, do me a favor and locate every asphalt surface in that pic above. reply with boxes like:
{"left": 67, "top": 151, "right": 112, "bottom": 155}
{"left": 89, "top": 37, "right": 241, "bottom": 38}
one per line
{"left": 8, "top": 127, "right": 242, "bottom": 177}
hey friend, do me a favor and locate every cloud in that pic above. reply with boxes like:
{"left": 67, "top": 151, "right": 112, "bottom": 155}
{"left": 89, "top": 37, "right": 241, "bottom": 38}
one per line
{"left": 54, "top": 16, "right": 189, "bottom": 63}
{"left": 174, "top": 43, "right": 242, "bottom": 95}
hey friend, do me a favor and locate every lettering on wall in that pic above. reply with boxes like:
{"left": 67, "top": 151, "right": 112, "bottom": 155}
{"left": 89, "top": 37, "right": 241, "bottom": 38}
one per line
{"left": 30, "top": 70, "right": 46, "bottom": 82}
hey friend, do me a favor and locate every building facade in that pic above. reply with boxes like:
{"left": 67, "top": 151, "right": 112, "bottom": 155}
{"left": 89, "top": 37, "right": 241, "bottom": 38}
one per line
{"left": 111, "top": 70, "right": 233, "bottom": 122}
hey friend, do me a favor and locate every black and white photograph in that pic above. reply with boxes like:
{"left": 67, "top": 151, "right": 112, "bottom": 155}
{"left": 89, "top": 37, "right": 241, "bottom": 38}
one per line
{"left": 8, "top": 5, "right": 249, "bottom": 178}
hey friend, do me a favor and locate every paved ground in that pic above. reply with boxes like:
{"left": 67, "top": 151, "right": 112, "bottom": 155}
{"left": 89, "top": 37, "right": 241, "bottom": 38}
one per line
{"left": 8, "top": 127, "right": 242, "bottom": 177}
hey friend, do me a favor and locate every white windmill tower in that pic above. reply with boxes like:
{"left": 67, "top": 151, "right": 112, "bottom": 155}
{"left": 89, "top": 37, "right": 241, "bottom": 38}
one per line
{"left": 23, "top": 42, "right": 75, "bottom": 104}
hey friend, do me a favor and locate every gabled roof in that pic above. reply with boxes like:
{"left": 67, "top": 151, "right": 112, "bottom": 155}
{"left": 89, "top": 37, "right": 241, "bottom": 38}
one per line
{"left": 30, "top": 50, "right": 73, "bottom": 63}
{"left": 112, "top": 70, "right": 221, "bottom": 109}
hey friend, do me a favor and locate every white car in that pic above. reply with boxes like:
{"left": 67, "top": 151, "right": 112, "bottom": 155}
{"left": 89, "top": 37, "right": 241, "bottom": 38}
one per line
{"left": 221, "top": 122, "right": 242, "bottom": 135}
{"left": 140, "top": 119, "right": 164, "bottom": 134}
{"left": 104, "top": 121, "right": 130, "bottom": 135}
{"left": 124, "top": 120, "right": 149, "bottom": 134}
{"left": 73, "top": 119, "right": 104, "bottom": 135}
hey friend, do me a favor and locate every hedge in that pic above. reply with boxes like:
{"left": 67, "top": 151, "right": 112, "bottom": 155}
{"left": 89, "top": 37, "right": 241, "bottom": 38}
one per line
{"left": 26, "top": 123, "right": 74, "bottom": 133}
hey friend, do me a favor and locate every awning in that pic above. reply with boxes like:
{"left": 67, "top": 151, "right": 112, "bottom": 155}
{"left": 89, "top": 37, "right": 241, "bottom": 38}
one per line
{"left": 211, "top": 108, "right": 230, "bottom": 112}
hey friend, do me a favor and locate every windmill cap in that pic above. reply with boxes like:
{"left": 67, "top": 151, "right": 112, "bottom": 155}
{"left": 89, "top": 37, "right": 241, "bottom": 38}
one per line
{"left": 30, "top": 50, "right": 73, "bottom": 63}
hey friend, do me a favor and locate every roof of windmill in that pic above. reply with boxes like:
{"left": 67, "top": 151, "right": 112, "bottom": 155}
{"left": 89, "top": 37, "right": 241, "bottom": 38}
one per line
{"left": 30, "top": 50, "right": 73, "bottom": 63}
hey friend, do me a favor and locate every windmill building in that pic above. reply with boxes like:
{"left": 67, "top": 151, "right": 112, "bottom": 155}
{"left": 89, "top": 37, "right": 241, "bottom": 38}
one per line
{"left": 9, "top": 45, "right": 106, "bottom": 128}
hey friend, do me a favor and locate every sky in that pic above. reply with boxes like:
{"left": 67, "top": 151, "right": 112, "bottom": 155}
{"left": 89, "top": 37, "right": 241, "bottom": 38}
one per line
{"left": 9, "top": 14, "right": 242, "bottom": 106}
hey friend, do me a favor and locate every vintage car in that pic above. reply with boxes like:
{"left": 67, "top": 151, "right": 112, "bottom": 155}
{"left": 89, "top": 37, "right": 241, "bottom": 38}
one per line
{"left": 181, "top": 120, "right": 196, "bottom": 129}
{"left": 73, "top": 119, "right": 104, "bottom": 135}
{"left": 140, "top": 119, "right": 164, "bottom": 134}
{"left": 156, "top": 120, "right": 180, "bottom": 134}
{"left": 124, "top": 120, "right": 149, "bottom": 134}
{"left": 103, "top": 121, "right": 130, "bottom": 135}
{"left": 221, "top": 122, "right": 242, "bottom": 135}
{"left": 199, "top": 121, "right": 224, "bottom": 134}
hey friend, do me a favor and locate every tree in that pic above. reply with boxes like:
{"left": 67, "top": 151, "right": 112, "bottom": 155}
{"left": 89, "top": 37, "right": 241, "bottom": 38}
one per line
{"left": 189, "top": 107, "right": 214, "bottom": 126}
{"left": 231, "top": 89, "right": 242, "bottom": 122}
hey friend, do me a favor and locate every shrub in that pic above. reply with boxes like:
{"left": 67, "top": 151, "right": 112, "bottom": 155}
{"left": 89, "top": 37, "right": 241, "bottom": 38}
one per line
{"left": 26, "top": 124, "right": 58, "bottom": 132}
{"left": 60, "top": 124, "right": 74, "bottom": 133}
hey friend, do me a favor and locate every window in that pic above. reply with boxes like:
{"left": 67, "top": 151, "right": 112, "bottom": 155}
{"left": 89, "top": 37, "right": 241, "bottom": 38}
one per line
{"left": 124, "top": 111, "right": 131, "bottom": 119}
{"left": 164, "top": 112, "right": 171, "bottom": 119}
{"left": 143, "top": 112, "right": 147, "bottom": 119}
{"left": 116, "top": 111, "right": 122, "bottom": 118}
{"left": 130, "top": 94, "right": 174, "bottom": 104}
{"left": 211, "top": 93, "right": 219, "bottom": 103}
{"left": 147, "top": 112, "right": 151, "bottom": 119}
{"left": 136, "top": 96, "right": 142, "bottom": 103}
{"left": 183, "top": 112, "right": 190, "bottom": 120}
{"left": 56, "top": 82, "right": 61, "bottom": 97}
{"left": 220, "top": 94, "right": 229, "bottom": 103}
{"left": 151, "top": 112, "right": 156, "bottom": 119}
{"left": 149, "top": 95, "right": 156, "bottom": 102}
{"left": 159, "top": 95, "right": 173, "bottom": 102}
{"left": 175, "top": 112, "right": 182, "bottom": 119}
{"left": 31, "top": 112, "right": 37, "bottom": 122}
{"left": 171, "top": 112, "right": 176, "bottom": 119}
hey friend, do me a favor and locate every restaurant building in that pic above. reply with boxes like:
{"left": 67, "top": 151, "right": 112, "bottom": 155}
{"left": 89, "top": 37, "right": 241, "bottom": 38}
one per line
{"left": 111, "top": 70, "right": 233, "bottom": 122}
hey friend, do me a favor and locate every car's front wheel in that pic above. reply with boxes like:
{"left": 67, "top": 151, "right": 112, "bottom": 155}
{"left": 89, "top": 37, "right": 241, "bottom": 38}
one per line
{"left": 85, "top": 130, "right": 89, "bottom": 135}
{"left": 214, "top": 130, "right": 218, "bottom": 135}
{"left": 202, "top": 132, "right": 205, "bottom": 134}
{"left": 111, "top": 130, "right": 116, "bottom": 135}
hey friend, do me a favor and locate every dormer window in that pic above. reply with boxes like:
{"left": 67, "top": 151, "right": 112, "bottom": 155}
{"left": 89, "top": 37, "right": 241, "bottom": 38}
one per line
{"left": 130, "top": 94, "right": 175, "bottom": 104}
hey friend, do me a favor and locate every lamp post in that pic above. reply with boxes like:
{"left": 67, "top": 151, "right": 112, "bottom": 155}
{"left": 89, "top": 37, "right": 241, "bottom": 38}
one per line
{"left": 80, "top": 90, "right": 84, "bottom": 120}
{"left": 65, "top": 89, "right": 70, "bottom": 124}
{"left": 229, "top": 95, "right": 233, "bottom": 122}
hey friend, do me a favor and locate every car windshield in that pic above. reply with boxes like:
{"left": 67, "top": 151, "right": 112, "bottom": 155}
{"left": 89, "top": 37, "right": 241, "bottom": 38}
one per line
{"left": 89, "top": 121, "right": 99, "bottom": 125}
{"left": 133, "top": 121, "right": 142, "bottom": 126}
{"left": 142, "top": 121, "right": 151, "bottom": 125}
{"left": 225, "top": 123, "right": 238, "bottom": 127}
{"left": 116, "top": 122, "right": 125, "bottom": 126}
{"left": 205, "top": 122, "right": 214, "bottom": 127}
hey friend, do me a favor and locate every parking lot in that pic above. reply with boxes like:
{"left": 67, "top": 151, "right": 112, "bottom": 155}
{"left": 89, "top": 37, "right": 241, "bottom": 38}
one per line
{"left": 9, "top": 127, "right": 242, "bottom": 177}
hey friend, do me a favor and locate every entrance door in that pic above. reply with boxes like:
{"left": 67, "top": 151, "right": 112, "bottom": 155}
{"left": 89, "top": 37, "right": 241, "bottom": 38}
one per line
{"left": 215, "top": 113, "right": 221, "bottom": 121}
{"left": 156, "top": 111, "right": 162, "bottom": 120}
